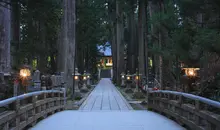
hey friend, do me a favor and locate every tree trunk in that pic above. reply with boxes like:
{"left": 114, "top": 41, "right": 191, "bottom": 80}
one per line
{"left": 11, "top": 0, "right": 20, "bottom": 69}
{"left": 58, "top": 0, "right": 76, "bottom": 98}
{"left": 138, "top": 0, "right": 147, "bottom": 77}
{"left": 0, "top": 1, "right": 11, "bottom": 72}
{"left": 116, "top": 0, "right": 123, "bottom": 84}
{"left": 127, "top": 0, "right": 135, "bottom": 73}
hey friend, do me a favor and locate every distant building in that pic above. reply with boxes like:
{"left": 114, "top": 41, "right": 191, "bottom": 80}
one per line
{"left": 97, "top": 42, "right": 112, "bottom": 69}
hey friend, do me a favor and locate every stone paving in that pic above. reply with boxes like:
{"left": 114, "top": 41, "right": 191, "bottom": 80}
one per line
{"left": 79, "top": 78, "right": 132, "bottom": 111}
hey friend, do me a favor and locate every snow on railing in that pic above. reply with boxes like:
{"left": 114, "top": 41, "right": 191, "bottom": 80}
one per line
{"left": 0, "top": 90, "right": 63, "bottom": 107}
{"left": 149, "top": 90, "right": 220, "bottom": 109}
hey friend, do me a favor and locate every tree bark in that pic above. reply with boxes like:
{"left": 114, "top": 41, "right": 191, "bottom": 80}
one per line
{"left": 58, "top": 0, "right": 76, "bottom": 97}
{"left": 0, "top": 1, "right": 11, "bottom": 72}
{"left": 11, "top": 0, "right": 20, "bottom": 69}
{"left": 116, "top": 0, "right": 124, "bottom": 84}
{"left": 138, "top": 0, "right": 146, "bottom": 76}
{"left": 127, "top": 0, "right": 135, "bottom": 73}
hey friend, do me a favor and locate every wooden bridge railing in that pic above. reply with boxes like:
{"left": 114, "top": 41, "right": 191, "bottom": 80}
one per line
{"left": 148, "top": 90, "right": 220, "bottom": 130}
{"left": 0, "top": 89, "right": 66, "bottom": 130}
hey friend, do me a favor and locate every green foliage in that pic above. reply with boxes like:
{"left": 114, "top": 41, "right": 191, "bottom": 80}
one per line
{"left": 11, "top": 0, "right": 62, "bottom": 71}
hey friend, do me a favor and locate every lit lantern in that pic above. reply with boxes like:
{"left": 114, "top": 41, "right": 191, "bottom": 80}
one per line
{"left": 121, "top": 72, "right": 125, "bottom": 79}
{"left": 182, "top": 68, "right": 200, "bottom": 77}
{"left": 126, "top": 71, "right": 132, "bottom": 81}
{"left": 73, "top": 68, "right": 81, "bottom": 81}
{"left": 20, "top": 68, "right": 31, "bottom": 78}
{"left": 83, "top": 70, "right": 87, "bottom": 81}
{"left": 134, "top": 68, "right": 141, "bottom": 81}
{"left": 74, "top": 76, "right": 79, "bottom": 80}
{"left": 135, "top": 76, "right": 139, "bottom": 80}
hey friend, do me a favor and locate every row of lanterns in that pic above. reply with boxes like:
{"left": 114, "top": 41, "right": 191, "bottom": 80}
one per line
{"left": 72, "top": 68, "right": 91, "bottom": 98}
{"left": 121, "top": 69, "right": 142, "bottom": 93}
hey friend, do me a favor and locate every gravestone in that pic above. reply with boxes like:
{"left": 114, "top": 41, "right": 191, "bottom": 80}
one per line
{"left": 33, "top": 70, "right": 41, "bottom": 89}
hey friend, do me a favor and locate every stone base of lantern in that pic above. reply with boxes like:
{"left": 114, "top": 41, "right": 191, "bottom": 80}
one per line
{"left": 74, "top": 89, "right": 82, "bottom": 99}
{"left": 125, "top": 84, "right": 133, "bottom": 93}
{"left": 81, "top": 84, "right": 89, "bottom": 93}
{"left": 134, "top": 87, "right": 139, "bottom": 93}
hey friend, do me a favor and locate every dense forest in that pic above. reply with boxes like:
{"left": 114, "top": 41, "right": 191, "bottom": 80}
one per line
{"left": 0, "top": 0, "right": 219, "bottom": 101}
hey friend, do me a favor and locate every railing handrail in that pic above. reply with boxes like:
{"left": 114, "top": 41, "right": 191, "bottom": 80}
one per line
{"left": 0, "top": 90, "right": 63, "bottom": 107}
{"left": 149, "top": 90, "right": 220, "bottom": 109}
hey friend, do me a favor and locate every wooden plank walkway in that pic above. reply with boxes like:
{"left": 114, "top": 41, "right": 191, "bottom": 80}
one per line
{"left": 79, "top": 78, "right": 132, "bottom": 111}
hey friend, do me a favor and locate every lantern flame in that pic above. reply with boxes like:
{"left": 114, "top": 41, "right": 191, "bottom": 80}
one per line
{"left": 20, "top": 68, "right": 31, "bottom": 78}
{"left": 74, "top": 76, "right": 78, "bottom": 80}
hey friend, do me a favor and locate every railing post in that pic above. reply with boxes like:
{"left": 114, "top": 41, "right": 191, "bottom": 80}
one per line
{"left": 31, "top": 95, "right": 37, "bottom": 126}
{"left": 15, "top": 99, "right": 20, "bottom": 129}
{"left": 195, "top": 100, "right": 201, "bottom": 126}
{"left": 178, "top": 95, "right": 183, "bottom": 117}
{"left": 61, "top": 88, "right": 66, "bottom": 108}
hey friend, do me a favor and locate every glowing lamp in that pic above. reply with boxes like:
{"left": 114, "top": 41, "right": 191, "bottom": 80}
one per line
{"left": 73, "top": 68, "right": 81, "bottom": 81}
{"left": 127, "top": 76, "right": 131, "bottom": 80}
{"left": 87, "top": 75, "right": 90, "bottom": 78}
{"left": 135, "top": 76, "right": 139, "bottom": 80}
{"left": 122, "top": 75, "right": 125, "bottom": 78}
{"left": 74, "top": 76, "right": 78, "bottom": 80}
{"left": 182, "top": 68, "right": 200, "bottom": 77}
{"left": 20, "top": 68, "right": 31, "bottom": 78}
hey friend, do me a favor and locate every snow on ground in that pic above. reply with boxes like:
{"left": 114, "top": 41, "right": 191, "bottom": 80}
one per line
{"left": 31, "top": 110, "right": 185, "bottom": 130}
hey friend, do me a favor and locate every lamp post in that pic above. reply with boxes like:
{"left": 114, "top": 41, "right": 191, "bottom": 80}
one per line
{"left": 121, "top": 72, "right": 125, "bottom": 87}
{"left": 19, "top": 59, "right": 31, "bottom": 93}
{"left": 125, "top": 71, "right": 133, "bottom": 93}
{"left": 72, "top": 68, "right": 81, "bottom": 98}
{"left": 81, "top": 70, "right": 89, "bottom": 92}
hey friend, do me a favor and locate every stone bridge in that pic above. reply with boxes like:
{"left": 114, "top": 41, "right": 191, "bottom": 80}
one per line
{"left": 0, "top": 78, "right": 220, "bottom": 130}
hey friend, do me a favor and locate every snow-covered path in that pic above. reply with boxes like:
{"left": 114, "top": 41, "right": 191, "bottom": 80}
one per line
{"left": 79, "top": 78, "right": 133, "bottom": 111}
{"left": 31, "top": 78, "right": 185, "bottom": 130}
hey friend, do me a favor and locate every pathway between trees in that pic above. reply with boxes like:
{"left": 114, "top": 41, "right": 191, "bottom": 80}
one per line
{"left": 31, "top": 79, "right": 185, "bottom": 130}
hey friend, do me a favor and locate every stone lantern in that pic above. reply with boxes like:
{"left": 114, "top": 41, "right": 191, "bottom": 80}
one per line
{"left": 72, "top": 68, "right": 81, "bottom": 97}
{"left": 20, "top": 58, "right": 32, "bottom": 93}
{"left": 86, "top": 72, "right": 91, "bottom": 86}
{"left": 133, "top": 69, "right": 142, "bottom": 93}
{"left": 121, "top": 72, "right": 126, "bottom": 87}
{"left": 125, "top": 71, "right": 133, "bottom": 93}
{"left": 81, "top": 70, "right": 89, "bottom": 92}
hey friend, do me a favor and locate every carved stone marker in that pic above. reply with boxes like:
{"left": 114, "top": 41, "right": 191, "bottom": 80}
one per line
{"left": 33, "top": 70, "right": 41, "bottom": 89}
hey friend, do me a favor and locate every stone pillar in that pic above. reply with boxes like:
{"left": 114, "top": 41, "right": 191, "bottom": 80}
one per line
{"left": 61, "top": 87, "right": 66, "bottom": 106}
{"left": 13, "top": 78, "right": 19, "bottom": 96}
{"left": 51, "top": 75, "right": 56, "bottom": 88}
{"left": 41, "top": 75, "right": 46, "bottom": 90}
{"left": 33, "top": 70, "right": 41, "bottom": 89}
{"left": 60, "top": 72, "right": 65, "bottom": 88}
